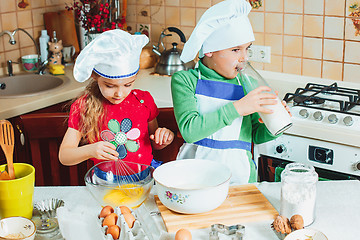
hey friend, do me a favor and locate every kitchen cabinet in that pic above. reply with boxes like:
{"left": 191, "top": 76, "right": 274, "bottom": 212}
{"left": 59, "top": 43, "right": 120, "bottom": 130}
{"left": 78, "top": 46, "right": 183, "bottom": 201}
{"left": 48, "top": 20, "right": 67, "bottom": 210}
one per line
{"left": 6, "top": 101, "right": 182, "bottom": 186}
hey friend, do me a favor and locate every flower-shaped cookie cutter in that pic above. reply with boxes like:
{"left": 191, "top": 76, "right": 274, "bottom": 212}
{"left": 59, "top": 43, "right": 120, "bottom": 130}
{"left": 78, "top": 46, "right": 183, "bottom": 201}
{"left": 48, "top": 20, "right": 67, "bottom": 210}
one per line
{"left": 209, "top": 224, "right": 245, "bottom": 240}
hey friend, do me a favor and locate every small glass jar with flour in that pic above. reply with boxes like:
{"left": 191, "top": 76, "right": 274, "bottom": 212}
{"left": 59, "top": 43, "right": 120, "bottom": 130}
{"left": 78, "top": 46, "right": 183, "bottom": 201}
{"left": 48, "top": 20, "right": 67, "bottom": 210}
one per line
{"left": 280, "top": 163, "right": 318, "bottom": 226}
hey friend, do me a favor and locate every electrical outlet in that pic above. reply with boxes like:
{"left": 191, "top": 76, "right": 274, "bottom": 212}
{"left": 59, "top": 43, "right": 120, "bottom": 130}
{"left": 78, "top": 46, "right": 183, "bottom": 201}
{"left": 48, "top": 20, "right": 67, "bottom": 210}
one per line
{"left": 137, "top": 23, "right": 150, "bottom": 38}
{"left": 248, "top": 45, "right": 271, "bottom": 63}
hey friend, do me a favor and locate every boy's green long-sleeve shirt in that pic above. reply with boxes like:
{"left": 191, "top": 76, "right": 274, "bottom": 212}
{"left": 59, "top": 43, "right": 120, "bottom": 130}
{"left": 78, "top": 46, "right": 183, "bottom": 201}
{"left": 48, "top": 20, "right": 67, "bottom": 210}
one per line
{"left": 171, "top": 60, "right": 279, "bottom": 147}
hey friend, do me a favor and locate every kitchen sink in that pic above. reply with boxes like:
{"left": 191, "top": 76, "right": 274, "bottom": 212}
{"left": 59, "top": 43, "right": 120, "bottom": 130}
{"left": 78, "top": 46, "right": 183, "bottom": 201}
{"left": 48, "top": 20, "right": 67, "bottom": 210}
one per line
{"left": 0, "top": 74, "right": 69, "bottom": 98}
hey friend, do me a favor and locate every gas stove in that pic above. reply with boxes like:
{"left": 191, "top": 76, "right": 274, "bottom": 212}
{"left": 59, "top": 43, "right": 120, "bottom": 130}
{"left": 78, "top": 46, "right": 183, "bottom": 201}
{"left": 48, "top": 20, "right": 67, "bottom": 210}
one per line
{"left": 254, "top": 82, "right": 360, "bottom": 181}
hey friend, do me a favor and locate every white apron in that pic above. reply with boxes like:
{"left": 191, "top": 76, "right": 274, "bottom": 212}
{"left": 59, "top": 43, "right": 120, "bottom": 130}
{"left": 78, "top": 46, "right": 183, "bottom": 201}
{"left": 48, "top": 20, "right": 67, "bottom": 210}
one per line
{"left": 177, "top": 72, "right": 251, "bottom": 184}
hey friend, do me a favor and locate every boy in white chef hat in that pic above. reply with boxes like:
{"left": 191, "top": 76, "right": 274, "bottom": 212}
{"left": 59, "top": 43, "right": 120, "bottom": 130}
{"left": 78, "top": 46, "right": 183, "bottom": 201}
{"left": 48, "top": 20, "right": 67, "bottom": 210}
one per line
{"left": 172, "top": 0, "right": 287, "bottom": 184}
{"left": 59, "top": 29, "right": 174, "bottom": 172}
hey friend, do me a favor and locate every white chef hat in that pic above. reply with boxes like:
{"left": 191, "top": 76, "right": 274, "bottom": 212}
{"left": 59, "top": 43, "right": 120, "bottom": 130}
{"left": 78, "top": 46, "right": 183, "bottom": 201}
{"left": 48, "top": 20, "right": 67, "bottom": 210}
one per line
{"left": 73, "top": 29, "right": 149, "bottom": 82}
{"left": 180, "top": 0, "right": 254, "bottom": 63}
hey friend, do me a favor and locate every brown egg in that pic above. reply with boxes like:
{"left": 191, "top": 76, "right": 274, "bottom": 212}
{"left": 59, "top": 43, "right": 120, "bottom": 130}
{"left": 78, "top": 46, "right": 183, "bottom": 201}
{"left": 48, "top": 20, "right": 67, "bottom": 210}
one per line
{"left": 120, "top": 206, "right": 132, "bottom": 215}
{"left": 290, "top": 214, "right": 304, "bottom": 230}
{"left": 123, "top": 213, "right": 136, "bottom": 229}
{"left": 175, "top": 228, "right": 192, "bottom": 240}
{"left": 102, "top": 213, "right": 118, "bottom": 227}
{"left": 106, "top": 225, "right": 120, "bottom": 240}
{"left": 99, "top": 205, "right": 114, "bottom": 218}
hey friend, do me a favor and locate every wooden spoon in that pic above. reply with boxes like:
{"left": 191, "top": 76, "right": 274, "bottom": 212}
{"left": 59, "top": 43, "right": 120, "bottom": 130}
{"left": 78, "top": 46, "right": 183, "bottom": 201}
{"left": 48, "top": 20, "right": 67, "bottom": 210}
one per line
{"left": 0, "top": 170, "right": 11, "bottom": 180}
{"left": 0, "top": 120, "right": 15, "bottom": 179}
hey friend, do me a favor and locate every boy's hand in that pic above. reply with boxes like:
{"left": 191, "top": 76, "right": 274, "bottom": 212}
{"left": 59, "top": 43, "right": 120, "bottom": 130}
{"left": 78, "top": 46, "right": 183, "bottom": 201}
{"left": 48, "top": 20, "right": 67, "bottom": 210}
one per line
{"left": 90, "top": 141, "right": 119, "bottom": 160}
{"left": 150, "top": 127, "right": 174, "bottom": 147}
{"left": 233, "top": 86, "right": 277, "bottom": 116}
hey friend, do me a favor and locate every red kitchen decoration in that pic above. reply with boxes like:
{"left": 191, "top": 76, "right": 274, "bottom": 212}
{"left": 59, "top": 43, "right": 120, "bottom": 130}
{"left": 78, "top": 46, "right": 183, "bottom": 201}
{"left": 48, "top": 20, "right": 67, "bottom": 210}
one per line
{"left": 349, "top": 3, "right": 360, "bottom": 36}
{"left": 248, "top": 0, "right": 262, "bottom": 9}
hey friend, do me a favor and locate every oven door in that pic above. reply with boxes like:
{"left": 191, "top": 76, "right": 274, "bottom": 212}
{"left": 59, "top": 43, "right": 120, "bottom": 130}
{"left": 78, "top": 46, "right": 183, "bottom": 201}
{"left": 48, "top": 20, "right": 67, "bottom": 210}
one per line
{"left": 257, "top": 155, "right": 359, "bottom": 182}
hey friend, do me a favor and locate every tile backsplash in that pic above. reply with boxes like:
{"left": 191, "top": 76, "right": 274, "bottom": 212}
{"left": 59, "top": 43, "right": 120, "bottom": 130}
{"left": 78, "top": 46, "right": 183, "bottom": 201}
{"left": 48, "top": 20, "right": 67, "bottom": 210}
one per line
{"left": 1, "top": 0, "right": 359, "bottom": 83}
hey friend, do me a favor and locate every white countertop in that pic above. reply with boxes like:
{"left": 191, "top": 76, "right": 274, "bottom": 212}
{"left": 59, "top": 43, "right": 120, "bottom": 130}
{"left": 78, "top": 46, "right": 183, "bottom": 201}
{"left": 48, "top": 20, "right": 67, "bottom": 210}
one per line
{"left": 33, "top": 180, "right": 360, "bottom": 240}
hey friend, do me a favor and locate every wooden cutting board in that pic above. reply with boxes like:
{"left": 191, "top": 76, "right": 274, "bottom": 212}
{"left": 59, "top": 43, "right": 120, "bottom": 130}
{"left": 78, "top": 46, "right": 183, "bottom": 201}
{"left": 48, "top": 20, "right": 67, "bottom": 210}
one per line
{"left": 44, "top": 10, "right": 80, "bottom": 54}
{"left": 154, "top": 184, "right": 278, "bottom": 233}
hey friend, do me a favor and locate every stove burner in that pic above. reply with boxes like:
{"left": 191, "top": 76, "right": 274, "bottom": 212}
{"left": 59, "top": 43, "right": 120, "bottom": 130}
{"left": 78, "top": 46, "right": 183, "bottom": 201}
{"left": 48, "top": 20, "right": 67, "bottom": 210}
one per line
{"left": 293, "top": 95, "right": 325, "bottom": 105}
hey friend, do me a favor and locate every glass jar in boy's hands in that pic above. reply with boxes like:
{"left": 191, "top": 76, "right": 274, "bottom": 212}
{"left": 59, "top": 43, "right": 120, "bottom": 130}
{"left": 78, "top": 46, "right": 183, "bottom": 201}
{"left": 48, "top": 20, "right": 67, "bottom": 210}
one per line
{"left": 239, "top": 62, "right": 292, "bottom": 135}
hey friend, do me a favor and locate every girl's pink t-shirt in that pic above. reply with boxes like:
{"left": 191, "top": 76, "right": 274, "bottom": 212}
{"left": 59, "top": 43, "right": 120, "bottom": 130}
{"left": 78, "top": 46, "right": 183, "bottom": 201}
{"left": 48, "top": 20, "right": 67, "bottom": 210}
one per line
{"left": 68, "top": 89, "right": 159, "bottom": 167}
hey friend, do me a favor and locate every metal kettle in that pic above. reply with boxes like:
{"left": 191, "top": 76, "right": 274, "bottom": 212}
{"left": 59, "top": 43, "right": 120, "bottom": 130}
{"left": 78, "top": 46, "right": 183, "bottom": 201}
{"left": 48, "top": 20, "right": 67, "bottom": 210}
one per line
{"left": 152, "top": 27, "right": 195, "bottom": 75}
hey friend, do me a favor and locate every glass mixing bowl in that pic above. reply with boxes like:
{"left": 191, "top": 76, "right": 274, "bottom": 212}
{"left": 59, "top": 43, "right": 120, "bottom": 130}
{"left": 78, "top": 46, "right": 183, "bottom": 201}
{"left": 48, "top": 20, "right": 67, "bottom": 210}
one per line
{"left": 84, "top": 161, "right": 154, "bottom": 208}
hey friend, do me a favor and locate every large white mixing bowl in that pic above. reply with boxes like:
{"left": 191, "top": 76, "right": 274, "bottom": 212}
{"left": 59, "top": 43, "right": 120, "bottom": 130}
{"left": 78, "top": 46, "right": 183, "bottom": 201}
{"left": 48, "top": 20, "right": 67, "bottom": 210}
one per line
{"left": 153, "top": 159, "right": 231, "bottom": 214}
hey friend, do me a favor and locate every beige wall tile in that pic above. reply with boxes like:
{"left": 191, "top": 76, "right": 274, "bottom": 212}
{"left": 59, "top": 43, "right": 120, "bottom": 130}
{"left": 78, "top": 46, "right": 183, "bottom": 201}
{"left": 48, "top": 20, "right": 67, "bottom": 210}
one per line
{"left": 4, "top": 49, "right": 20, "bottom": 62}
{"left": 265, "top": 34, "right": 283, "bottom": 55}
{"left": 304, "top": 15, "right": 324, "bottom": 37}
{"left": 343, "top": 63, "right": 360, "bottom": 82}
{"left": 18, "top": 28, "right": 34, "bottom": 48}
{"left": 0, "top": 37, "right": 4, "bottom": 52}
{"left": 17, "top": 10, "right": 33, "bottom": 29}
{"left": 344, "top": 41, "right": 360, "bottom": 63}
{"left": 303, "top": 37, "right": 322, "bottom": 59}
{"left": 180, "top": 7, "right": 196, "bottom": 26}
{"left": 165, "top": 7, "right": 180, "bottom": 26}
{"left": 325, "top": 0, "right": 345, "bottom": 16}
{"left": 32, "top": 8, "right": 45, "bottom": 26}
{"left": 181, "top": 0, "right": 196, "bottom": 7}
{"left": 284, "top": 0, "right": 303, "bottom": 14}
{"left": 151, "top": 23, "right": 165, "bottom": 46}
{"left": 0, "top": 0, "right": 16, "bottom": 13}
{"left": 2, "top": 12, "right": 17, "bottom": 31}
{"left": 264, "top": 54, "right": 282, "bottom": 72}
{"left": 345, "top": 17, "right": 360, "bottom": 41}
{"left": 165, "top": 0, "right": 179, "bottom": 6}
{"left": 324, "top": 17, "right": 344, "bottom": 39}
{"left": 322, "top": 61, "right": 343, "bottom": 80}
{"left": 284, "top": 35, "right": 302, "bottom": 57}
{"left": 265, "top": 13, "right": 283, "bottom": 34}
{"left": 150, "top": 0, "right": 163, "bottom": 5}
{"left": 3, "top": 34, "right": 19, "bottom": 51}
{"left": 249, "top": 12, "right": 264, "bottom": 33}
{"left": 211, "top": 0, "right": 223, "bottom": 5}
{"left": 302, "top": 59, "right": 322, "bottom": 77}
{"left": 0, "top": 53, "right": 5, "bottom": 69}
{"left": 284, "top": 14, "right": 303, "bottom": 36}
{"left": 323, "top": 39, "right": 344, "bottom": 61}
{"left": 264, "top": 0, "right": 283, "bottom": 12}
{"left": 20, "top": 46, "right": 37, "bottom": 56}
{"left": 304, "top": 0, "right": 324, "bottom": 15}
{"left": 151, "top": 5, "right": 165, "bottom": 24}
{"left": 137, "top": 5, "right": 151, "bottom": 23}
{"left": 196, "top": 8, "right": 207, "bottom": 23}
{"left": 196, "top": 0, "right": 212, "bottom": 8}
{"left": 283, "top": 56, "right": 302, "bottom": 75}
{"left": 46, "top": 0, "right": 60, "bottom": 5}
{"left": 126, "top": 5, "right": 137, "bottom": 22}
{"left": 254, "top": 32, "right": 265, "bottom": 45}
{"left": 346, "top": 0, "right": 358, "bottom": 16}
{"left": 251, "top": 62, "right": 264, "bottom": 70}
{"left": 181, "top": 26, "right": 195, "bottom": 42}
{"left": 29, "top": 0, "right": 46, "bottom": 8}
{"left": 137, "top": 0, "right": 150, "bottom": 4}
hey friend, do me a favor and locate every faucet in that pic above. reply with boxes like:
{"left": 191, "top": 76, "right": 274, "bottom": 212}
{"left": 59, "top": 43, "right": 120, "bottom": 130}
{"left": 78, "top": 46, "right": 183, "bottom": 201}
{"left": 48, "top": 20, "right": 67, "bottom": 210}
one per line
{"left": 7, "top": 60, "right": 20, "bottom": 76}
{"left": 0, "top": 30, "right": 16, "bottom": 45}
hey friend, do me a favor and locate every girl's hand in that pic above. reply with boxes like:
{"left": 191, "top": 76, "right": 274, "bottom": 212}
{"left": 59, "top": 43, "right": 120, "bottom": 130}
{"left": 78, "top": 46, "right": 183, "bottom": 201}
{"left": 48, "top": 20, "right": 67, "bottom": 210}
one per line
{"left": 90, "top": 141, "right": 119, "bottom": 160}
{"left": 233, "top": 86, "right": 277, "bottom": 116}
{"left": 150, "top": 127, "right": 174, "bottom": 147}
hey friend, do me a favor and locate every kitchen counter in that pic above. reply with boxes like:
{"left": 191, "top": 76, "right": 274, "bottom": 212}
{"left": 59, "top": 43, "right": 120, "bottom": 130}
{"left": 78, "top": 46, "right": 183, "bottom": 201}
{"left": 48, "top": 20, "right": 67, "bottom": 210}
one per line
{"left": 33, "top": 180, "right": 360, "bottom": 240}
{"left": 0, "top": 66, "right": 173, "bottom": 120}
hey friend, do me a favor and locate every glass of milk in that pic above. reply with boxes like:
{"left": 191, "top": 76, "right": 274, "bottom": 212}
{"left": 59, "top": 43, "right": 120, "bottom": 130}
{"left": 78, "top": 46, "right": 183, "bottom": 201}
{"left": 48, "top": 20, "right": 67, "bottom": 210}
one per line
{"left": 238, "top": 61, "right": 292, "bottom": 135}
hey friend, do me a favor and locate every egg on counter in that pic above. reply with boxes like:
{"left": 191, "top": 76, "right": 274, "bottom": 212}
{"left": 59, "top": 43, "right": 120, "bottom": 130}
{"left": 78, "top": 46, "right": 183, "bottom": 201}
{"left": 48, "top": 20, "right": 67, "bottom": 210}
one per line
{"left": 119, "top": 206, "right": 132, "bottom": 215}
{"left": 99, "top": 205, "right": 114, "bottom": 218}
{"left": 123, "top": 213, "right": 136, "bottom": 229}
{"left": 175, "top": 228, "right": 192, "bottom": 240}
{"left": 102, "top": 213, "right": 118, "bottom": 227}
{"left": 106, "top": 225, "right": 120, "bottom": 240}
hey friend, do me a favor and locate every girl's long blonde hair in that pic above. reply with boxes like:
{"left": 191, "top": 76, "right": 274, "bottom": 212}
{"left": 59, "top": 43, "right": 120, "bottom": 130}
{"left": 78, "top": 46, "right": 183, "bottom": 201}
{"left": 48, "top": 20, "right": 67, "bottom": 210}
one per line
{"left": 75, "top": 76, "right": 106, "bottom": 144}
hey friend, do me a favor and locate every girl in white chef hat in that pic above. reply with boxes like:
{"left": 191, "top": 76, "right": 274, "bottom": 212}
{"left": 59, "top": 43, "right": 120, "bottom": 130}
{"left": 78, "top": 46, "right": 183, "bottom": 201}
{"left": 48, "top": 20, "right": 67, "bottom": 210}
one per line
{"left": 172, "top": 0, "right": 290, "bottom": 184}
{"left": 59, "top": 29, "right": 174, "bottom": 173}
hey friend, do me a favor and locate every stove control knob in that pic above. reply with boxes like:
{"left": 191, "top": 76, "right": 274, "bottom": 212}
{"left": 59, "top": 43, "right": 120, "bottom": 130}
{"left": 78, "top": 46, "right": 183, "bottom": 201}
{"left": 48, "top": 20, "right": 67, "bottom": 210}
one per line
{"left": 275, "top": 144, "right": 287, "bottom": 154}
{"left": 328, "top": 114, "right": 338, "bottom": 124}
{"left": 343, "top": 116, "right": 353, "bottom": 126}
{"left": 354, "top": 162, "right": 360, "bottom": 171}
{"left": 299, "top": 109, "right": 309, "bottom": 118}
{"left": 313, "top": 111, "right": 323, "bottom": 121}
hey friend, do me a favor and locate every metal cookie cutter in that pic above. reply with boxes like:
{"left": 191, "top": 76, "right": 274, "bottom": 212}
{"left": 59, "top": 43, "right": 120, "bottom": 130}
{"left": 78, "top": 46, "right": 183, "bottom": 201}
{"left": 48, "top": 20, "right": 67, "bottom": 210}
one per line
{"left": 209, "top": 224, "right": 245, "bottom": 240}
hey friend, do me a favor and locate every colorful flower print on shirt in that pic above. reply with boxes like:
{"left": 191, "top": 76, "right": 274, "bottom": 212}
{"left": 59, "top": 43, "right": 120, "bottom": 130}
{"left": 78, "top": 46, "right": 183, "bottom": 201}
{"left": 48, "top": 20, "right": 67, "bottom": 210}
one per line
{"left": 100, "top": 118, "right": 140, "bottom": 159}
